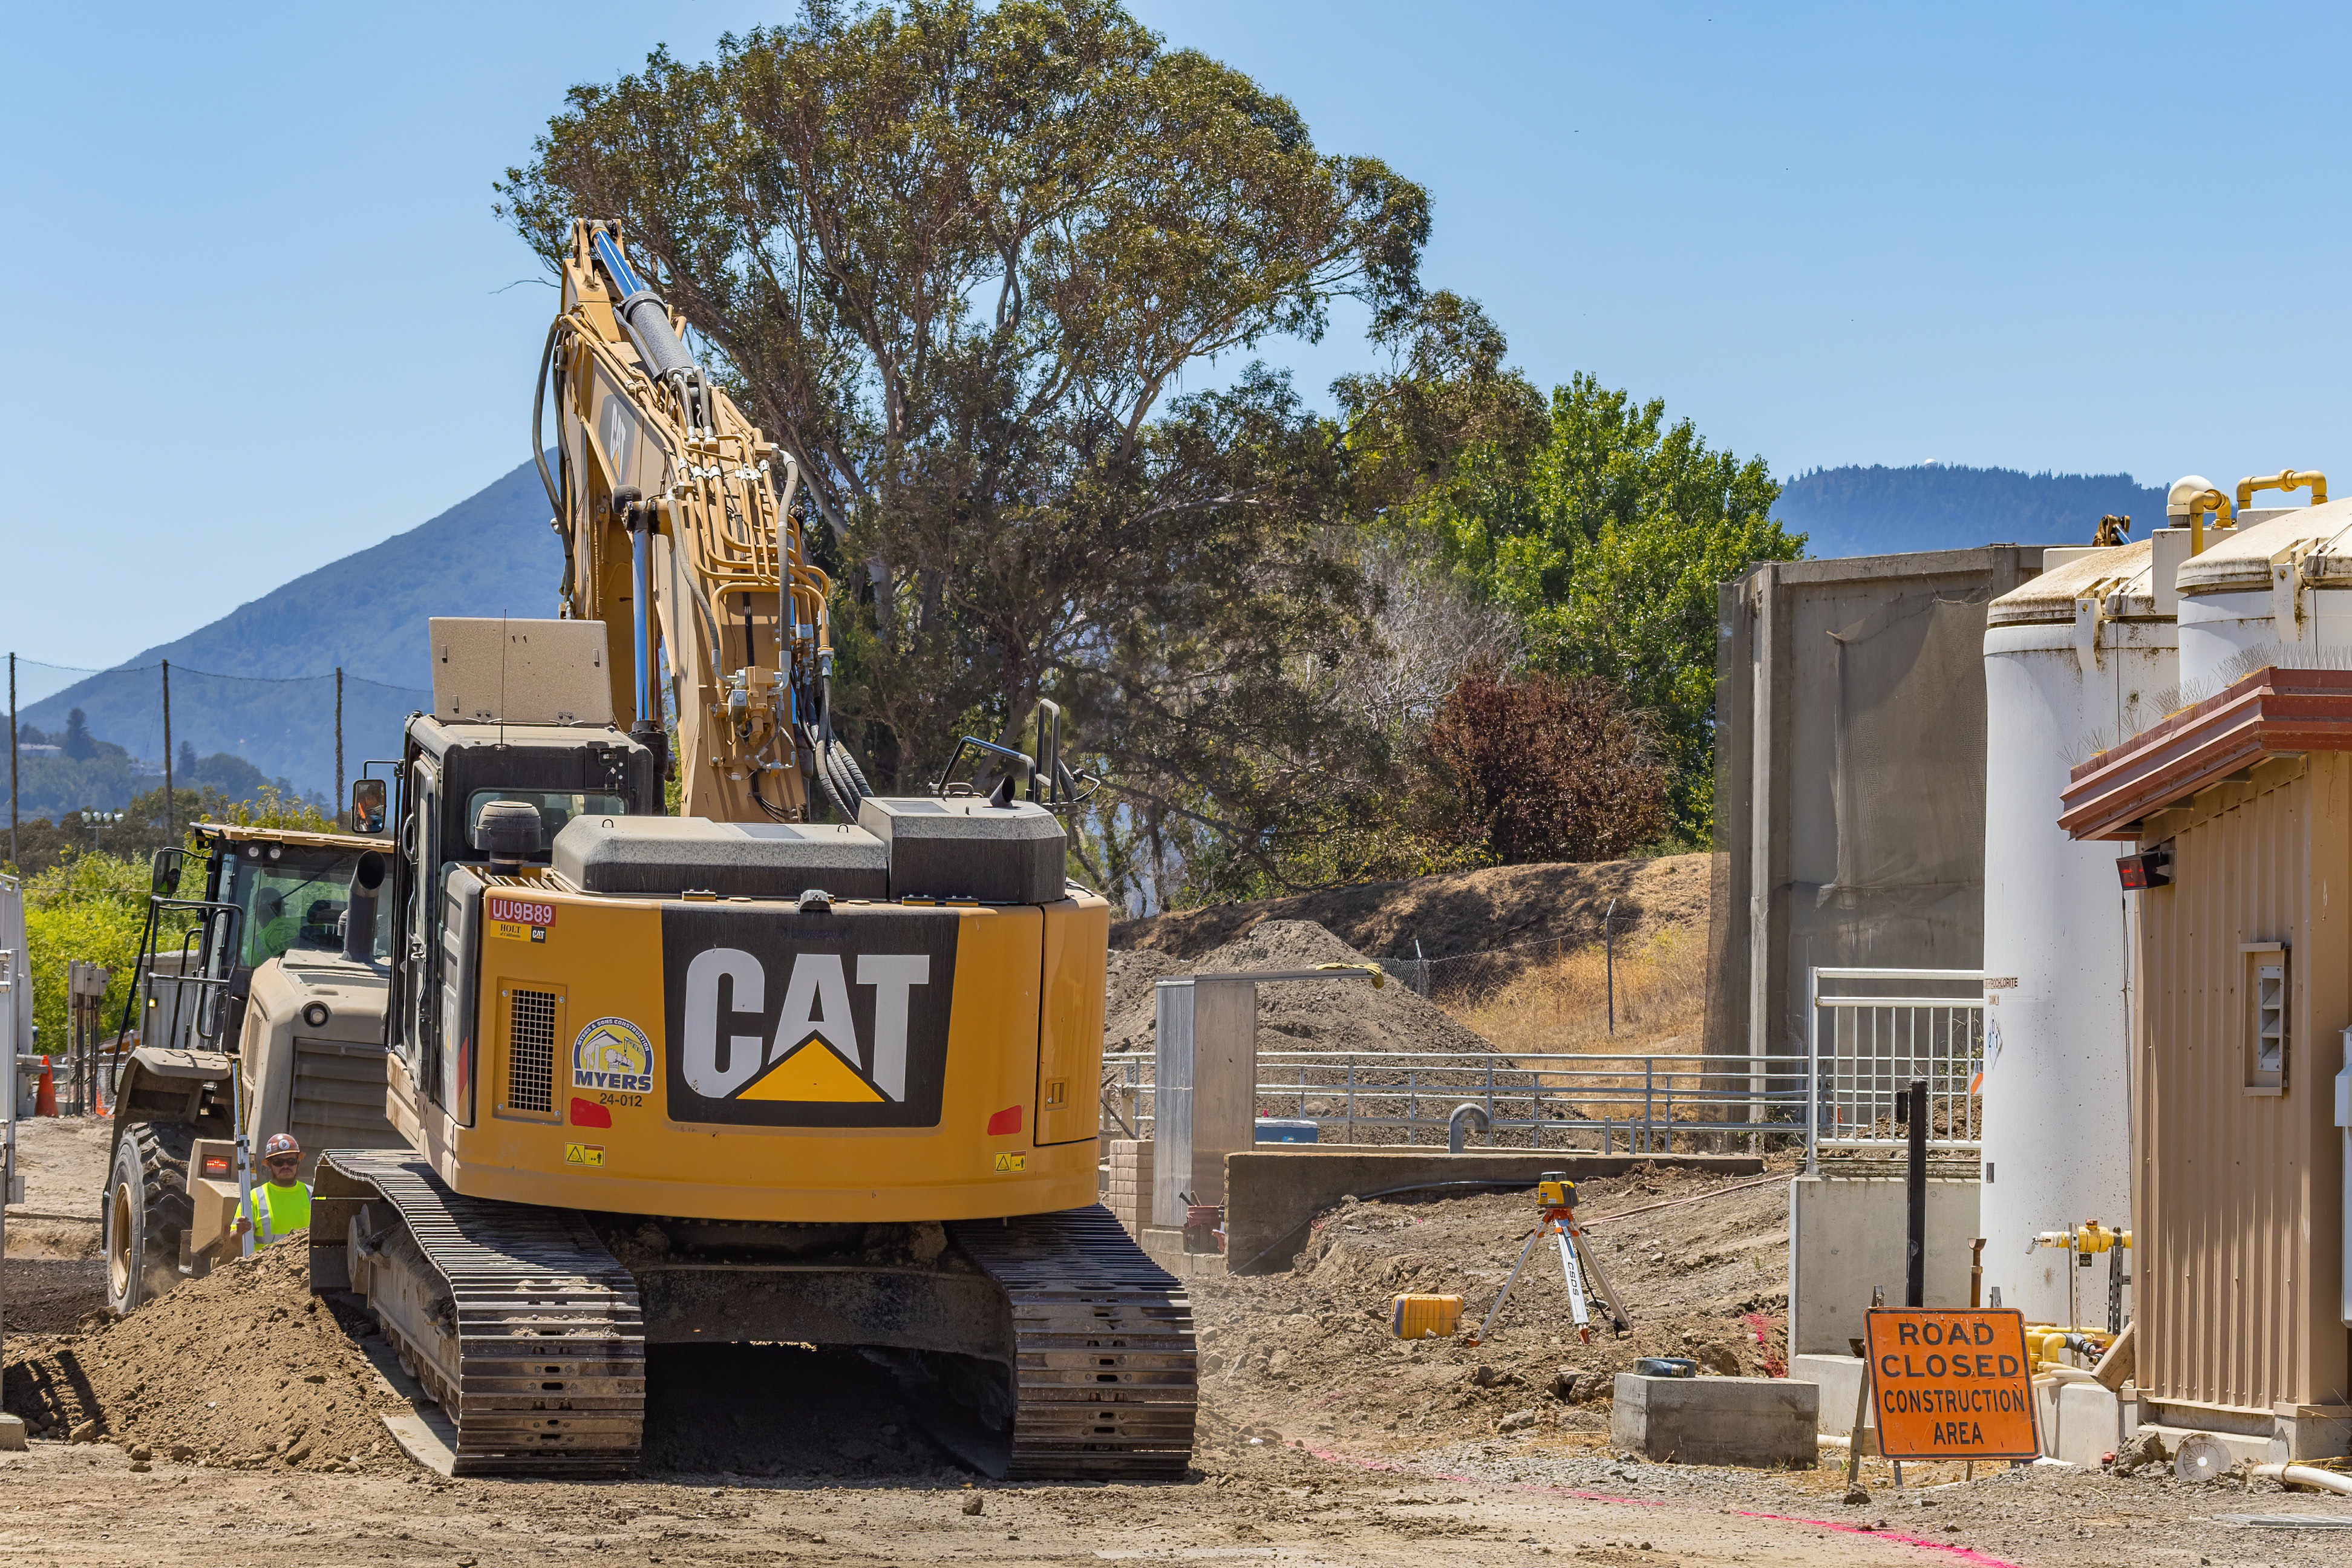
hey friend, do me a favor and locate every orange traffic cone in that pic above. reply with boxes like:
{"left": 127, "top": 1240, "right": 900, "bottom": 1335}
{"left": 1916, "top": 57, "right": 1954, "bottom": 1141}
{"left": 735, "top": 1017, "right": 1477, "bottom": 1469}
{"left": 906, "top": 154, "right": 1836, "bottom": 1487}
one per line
{"left": 34, "top": 1060, "right": 58, "bottom": 1117}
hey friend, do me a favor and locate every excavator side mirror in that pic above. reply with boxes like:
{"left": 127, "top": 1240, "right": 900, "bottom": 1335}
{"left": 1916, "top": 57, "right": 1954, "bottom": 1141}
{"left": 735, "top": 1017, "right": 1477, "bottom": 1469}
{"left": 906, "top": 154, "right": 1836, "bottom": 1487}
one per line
{"left": 351, "top": 778, "right": 388, "bottom": 835}
{"left": 150, "top": 850, "right": 181, "bottom": 898}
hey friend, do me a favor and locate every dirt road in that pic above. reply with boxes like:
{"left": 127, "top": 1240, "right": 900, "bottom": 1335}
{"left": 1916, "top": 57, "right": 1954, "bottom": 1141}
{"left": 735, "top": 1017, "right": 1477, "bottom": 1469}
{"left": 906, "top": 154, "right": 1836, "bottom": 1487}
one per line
{"left": 9, "top": 1120, "right": 2350, "bottom": 1565}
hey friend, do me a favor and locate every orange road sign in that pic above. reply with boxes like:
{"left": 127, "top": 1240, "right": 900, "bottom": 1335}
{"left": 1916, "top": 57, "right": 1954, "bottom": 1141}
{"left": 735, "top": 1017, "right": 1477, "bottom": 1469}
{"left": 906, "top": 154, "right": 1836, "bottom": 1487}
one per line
{"left": 1863, "top": 1307, "right": 2040, "bottom": 1461}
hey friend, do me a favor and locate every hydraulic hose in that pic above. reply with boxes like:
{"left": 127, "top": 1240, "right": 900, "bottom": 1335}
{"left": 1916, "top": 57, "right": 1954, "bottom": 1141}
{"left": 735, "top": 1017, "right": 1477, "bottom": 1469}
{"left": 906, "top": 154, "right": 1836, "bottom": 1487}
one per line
{"left": 532, "top": 318, "right": 562, "bottom": 517}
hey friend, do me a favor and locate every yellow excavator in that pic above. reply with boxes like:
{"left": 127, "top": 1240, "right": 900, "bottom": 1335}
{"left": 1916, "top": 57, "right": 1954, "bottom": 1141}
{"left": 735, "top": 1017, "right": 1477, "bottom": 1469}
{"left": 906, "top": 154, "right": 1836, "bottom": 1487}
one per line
{"left": 305, "top": 220, "right": 1193, "bottom": 1479}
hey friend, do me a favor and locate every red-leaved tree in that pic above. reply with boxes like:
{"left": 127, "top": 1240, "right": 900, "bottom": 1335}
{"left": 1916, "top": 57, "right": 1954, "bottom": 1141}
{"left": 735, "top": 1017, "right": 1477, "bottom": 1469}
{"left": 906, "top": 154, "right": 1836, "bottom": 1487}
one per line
{"left": 1416, "top": 666, "right": 1668, "bottom": 864}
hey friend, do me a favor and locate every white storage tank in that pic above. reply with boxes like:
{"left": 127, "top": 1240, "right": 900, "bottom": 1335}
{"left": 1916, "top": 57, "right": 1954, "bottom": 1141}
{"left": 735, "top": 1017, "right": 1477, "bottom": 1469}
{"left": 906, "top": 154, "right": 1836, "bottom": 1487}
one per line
{"left": 1981, "top": 535, "right": 2177, "bottom": 1327}
{"left": 2173, "top": 469, "right": 2348, "bottom": 690}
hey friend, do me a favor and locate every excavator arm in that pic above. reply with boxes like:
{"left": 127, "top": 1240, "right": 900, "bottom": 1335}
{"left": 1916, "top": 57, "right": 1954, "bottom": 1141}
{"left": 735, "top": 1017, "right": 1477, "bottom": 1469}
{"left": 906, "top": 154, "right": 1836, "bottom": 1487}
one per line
{"left": 534, "top": 219, "right": 864, "bottom": 822}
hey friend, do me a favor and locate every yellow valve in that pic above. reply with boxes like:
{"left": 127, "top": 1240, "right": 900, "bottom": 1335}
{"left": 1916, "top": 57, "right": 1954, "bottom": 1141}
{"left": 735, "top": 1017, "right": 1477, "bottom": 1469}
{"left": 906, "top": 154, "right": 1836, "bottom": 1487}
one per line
{"left": 2033, "top": 1221, "right": 2131, "bottom": 1254}
{"left": 2074, "top": 1221, "right": 2129, "bottom": 1255}
{"left": 2236, "top": 468, "right": 2328, "bottom": 511}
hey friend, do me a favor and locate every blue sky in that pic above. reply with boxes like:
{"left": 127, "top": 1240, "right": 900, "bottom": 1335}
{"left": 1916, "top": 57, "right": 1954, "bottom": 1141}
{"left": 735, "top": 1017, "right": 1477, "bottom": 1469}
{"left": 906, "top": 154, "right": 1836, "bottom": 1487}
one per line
{"left": 8, "top": 1, "right": 2350, "bottom": 680}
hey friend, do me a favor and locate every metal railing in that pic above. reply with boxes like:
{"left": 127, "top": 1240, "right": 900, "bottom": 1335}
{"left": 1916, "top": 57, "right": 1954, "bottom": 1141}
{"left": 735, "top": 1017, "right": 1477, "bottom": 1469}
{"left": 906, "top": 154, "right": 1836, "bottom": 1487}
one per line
{"left": 1101, "top": 1050, "right": 1805, "bottom": 1154}
{"left": 1806, "top": 966, "right": 1984, "bottom": 1170}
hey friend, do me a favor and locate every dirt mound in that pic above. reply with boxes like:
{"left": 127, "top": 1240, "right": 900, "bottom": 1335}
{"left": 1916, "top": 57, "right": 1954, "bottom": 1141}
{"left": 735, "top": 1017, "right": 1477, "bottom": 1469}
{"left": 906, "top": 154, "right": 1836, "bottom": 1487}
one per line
{"left": 1112, "top": 854, "right": 1709, "bottom": 963}
{"left": 1105, "top": 920, "right": 1495, "bottom": 1057}
{"left": 1190, "top": 1164, "right": 1792, "bottom": 1450}
{"left": 2, "top": 1235, "right": 401, "bottom": 1469}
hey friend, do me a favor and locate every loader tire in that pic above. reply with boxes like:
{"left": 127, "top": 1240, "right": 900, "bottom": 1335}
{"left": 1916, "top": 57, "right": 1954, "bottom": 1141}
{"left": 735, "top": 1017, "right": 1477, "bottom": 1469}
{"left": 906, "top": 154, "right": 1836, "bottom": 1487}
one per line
{"left": 105, "top": 1122, "right": 194, "bottom": 1315}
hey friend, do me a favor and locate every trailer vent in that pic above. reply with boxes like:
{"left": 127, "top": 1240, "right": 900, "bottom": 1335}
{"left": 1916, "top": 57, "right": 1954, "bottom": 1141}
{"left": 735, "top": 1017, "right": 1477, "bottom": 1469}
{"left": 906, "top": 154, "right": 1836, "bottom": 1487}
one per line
{"left": 508, "top": 988, "right": 558, "bottom": 1112}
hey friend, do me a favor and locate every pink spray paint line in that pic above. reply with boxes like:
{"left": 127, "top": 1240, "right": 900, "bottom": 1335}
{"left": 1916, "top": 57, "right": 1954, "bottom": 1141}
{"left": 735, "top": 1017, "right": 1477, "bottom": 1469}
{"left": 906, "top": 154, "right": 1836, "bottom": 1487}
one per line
{"left": 1289, "top": 1440, "right": 2024, "bottom": 1568}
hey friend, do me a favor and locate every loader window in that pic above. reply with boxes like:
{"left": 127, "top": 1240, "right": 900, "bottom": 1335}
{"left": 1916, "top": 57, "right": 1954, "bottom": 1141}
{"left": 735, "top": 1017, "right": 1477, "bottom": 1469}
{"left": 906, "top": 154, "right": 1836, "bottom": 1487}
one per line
{"left": 218, "top": 850, "right": 390, "bottom": 965}
{"left": 465, "top": 789, "right": 627, "bottom": 852}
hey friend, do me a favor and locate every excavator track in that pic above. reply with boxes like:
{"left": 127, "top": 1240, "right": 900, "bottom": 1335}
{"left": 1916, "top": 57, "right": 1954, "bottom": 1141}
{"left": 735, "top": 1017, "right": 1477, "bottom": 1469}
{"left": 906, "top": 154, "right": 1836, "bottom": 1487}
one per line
{"left": 324, "top": 1150, "right": 645, "bottom": 1477}
{"left": 949, "top": 1206, "right": 1198, "bottom": 1480}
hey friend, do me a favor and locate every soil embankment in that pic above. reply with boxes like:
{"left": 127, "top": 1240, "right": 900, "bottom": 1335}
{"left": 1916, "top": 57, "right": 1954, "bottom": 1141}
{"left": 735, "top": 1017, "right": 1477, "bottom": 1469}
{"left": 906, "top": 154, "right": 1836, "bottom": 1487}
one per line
{"left": 1105, "top": 920, "right": 1497, "bottom": 1057}
{"left": 1112, "top": 853, "right": 1710, "bottom": 962}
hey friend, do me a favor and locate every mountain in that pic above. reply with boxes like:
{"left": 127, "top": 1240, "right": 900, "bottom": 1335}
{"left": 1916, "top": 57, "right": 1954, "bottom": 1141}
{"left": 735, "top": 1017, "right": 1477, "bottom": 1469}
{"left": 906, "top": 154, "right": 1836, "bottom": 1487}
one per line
{"left": 1777, "top": 464, "right": 2166, "bottom": 558}
{"left": 18, "top": 459, "right": 562, "bottom": 808}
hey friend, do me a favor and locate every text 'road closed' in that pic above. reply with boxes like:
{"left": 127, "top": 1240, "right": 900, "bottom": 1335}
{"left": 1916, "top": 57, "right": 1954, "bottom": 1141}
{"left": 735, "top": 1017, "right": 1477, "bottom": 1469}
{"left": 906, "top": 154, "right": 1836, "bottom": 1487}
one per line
{"left": 1862, "top": 1307, "right": 2039, "bottom": 1461}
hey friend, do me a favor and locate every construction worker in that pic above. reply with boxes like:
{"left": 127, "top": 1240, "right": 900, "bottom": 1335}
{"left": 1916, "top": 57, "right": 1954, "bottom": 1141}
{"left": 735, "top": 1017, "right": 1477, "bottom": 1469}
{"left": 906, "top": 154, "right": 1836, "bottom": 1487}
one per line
{"left": 229, "top": 1131, "right": 312, "bottom": 1245}
{"left": 253, "top": 889, "right": 299, "bottom": 959}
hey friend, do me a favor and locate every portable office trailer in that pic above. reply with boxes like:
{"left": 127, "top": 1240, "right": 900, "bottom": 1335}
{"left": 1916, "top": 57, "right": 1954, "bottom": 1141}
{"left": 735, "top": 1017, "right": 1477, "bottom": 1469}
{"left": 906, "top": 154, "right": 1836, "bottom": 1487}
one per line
{"left": 2060, "top": 665, "right": 2352, "bottom": 1460}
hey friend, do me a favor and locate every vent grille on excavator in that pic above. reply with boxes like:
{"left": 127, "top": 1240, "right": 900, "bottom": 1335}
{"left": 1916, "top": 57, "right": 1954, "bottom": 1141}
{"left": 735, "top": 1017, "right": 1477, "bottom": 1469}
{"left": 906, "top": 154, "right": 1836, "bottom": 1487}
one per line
{"left": 508, "top": 988, "right": 557, "bottom": 1112}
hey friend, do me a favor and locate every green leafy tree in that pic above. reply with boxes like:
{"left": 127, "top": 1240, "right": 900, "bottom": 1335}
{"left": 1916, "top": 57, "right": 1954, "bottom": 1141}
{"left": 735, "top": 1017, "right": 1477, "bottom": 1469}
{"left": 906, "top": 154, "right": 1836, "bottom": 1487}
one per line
{"left": 21, "top": 851, "right": 196, "bottom": 1058}
{"left": 1405, "top": 372, "right": 1803, "bottom": 843}
{"left": 500, "top": 0, "right": 1435, "bottom": 903}
{"left": 498, "top": 0, "right": 1428, "bottom": 759}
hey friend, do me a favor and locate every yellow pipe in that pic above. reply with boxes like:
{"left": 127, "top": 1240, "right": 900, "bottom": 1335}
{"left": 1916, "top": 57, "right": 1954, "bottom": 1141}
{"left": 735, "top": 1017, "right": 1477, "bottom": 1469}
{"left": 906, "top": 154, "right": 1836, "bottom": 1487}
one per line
{"left": 2236, "top": 468, "right": 2328, "bottom": 511}
{"left": 2186, "top": 489, "right": 2233, "bottom": 556}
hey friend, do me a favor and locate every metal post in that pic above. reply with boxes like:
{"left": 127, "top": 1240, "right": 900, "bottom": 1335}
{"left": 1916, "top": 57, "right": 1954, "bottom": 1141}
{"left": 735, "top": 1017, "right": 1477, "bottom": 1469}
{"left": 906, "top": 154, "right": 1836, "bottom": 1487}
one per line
{"left": 335, "top": 667, "right": 345, "bottom": 826}
{"left": 1643, "top": 1058, "right": 1654, "bottom": 1152}
{"left": 1904, "top": 1078, "right": 1927, "bottom": 1307}
{"left": 1805, "top": 964, "right": 1820, "bottom": 1174}
{"left": 1606, "top": 897, "right": 1618, "bottom": 1034}
{"left": 160, "top": 660, "right": 172, "bottom": 850}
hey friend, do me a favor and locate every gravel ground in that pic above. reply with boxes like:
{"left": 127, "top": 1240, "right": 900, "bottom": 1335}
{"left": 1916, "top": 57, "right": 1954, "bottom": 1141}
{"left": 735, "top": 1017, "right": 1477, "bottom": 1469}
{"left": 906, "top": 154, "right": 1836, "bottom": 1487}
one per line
{"left": 8, "top": 1114, "right": 2350, "bottom": 1563}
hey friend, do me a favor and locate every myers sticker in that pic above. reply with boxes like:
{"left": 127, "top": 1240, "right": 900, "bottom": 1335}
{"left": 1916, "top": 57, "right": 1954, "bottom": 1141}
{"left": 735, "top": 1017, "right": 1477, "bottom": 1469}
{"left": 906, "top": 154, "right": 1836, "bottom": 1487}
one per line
{"left": 993, "top": 1152, "right": 1027, "bottom": 1174}
{"left": 564, "top": 1142, "right": 606, "bottom": 1168}
{"left": 489, "top": 893, "right": 558, "bottom": 944}
{"left": 573, "top": 1018, "right": 655, "bottom": 1094}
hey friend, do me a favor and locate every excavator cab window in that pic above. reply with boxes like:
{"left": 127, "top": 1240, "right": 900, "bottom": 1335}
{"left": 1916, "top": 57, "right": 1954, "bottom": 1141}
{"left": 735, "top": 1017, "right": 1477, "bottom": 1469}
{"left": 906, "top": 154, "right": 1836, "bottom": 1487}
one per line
{"left": 463, "top": 789, "right": 626, "bottom": 855}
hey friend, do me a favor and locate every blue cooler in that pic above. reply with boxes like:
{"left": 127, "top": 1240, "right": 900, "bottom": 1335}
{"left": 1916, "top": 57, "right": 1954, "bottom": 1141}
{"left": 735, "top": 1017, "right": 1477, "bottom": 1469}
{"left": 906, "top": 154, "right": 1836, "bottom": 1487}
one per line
{"left": 1255, "top": 1118, "right": 1319, "bottom": 1144}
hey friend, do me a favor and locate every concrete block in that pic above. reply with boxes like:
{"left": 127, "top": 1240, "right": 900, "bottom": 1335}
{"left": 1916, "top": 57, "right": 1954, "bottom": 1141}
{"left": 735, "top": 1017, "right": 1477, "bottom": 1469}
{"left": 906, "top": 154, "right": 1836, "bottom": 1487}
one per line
{"left": 2052, "top": 1380, "right": 2128, "bottom": 1468}
{"left": 1788, "top": 1172, "right": 1982, "bottom": 1355}
{"left": 1610, "top": 1374, "right": 1818, "bottom": 1468}
{"left": 0, "top": 1414, "right": 24, "bottom": 1451}
{"left": 1789, "top": 1353, "right": 1875, "bottom": 1445}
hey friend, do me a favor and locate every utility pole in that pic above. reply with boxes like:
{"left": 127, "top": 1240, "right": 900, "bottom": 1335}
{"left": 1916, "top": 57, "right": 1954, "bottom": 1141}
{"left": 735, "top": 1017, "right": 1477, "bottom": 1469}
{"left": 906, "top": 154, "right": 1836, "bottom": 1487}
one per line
{"left": 161, "top": 659, "right": 173, "bottom": 850}
{"left": 335, "top": 667, "right": 344, "bottom": 827}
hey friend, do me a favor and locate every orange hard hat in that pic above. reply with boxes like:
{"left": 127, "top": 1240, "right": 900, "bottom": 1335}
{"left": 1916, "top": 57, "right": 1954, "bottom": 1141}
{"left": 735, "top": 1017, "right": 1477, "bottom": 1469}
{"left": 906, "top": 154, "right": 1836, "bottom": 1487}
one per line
{"left": 263, "top": 1132, "right": 301, "bottom": 1159}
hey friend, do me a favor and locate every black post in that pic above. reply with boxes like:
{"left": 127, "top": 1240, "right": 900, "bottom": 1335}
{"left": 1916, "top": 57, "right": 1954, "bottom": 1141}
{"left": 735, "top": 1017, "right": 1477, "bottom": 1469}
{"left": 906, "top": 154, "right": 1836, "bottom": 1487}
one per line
{"left": 335, "top": 667, "right": 344, "bottom": 827}
{"left": 160, "top": 660, "right": 173, "bottom": 850}
{"left": 1904, "top": 1077, "right": 1927, "bottom": 1307}
{"left": 1604, "top": 897, "right": 1618, "bottom": 1033}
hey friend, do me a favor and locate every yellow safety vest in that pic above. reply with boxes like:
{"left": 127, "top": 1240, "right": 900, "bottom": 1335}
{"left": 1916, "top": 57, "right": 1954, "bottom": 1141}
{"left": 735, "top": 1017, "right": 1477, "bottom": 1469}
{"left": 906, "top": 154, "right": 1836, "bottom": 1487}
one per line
{"left": 245, "top": 1180, "right": 312, "bottom": 1243}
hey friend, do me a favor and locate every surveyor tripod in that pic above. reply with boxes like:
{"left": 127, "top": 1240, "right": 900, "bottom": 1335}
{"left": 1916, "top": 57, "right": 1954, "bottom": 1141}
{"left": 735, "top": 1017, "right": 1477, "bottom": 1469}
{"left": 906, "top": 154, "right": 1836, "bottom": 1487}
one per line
{"left": 1471, "top": 1174, "right": 1632, "bottom": 1345}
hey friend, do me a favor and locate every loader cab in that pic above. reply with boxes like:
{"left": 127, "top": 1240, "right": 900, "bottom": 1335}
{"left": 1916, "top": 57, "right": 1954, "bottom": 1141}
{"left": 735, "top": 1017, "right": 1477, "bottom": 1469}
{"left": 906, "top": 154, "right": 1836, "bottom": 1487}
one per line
{"left": 385, "top": 716, "right": 659, "bottom": 1125}
{"left": 152, "top": 824, "right": 396, "bottom": 1051}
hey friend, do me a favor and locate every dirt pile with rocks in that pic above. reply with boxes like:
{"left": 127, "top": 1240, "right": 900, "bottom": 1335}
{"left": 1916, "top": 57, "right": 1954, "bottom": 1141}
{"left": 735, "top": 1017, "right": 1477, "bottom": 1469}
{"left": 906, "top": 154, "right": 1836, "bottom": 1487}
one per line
{"left": 1105, "top": 920, "right": 1497, "bottom": 1057}
{"left": 1, "top": 1235, "right": 400, "bottom": 1470}
{"left": 1189, "top": 1161, "right": 1792, "bottom": 1452}
{"left": 1113, "top": 854, "right": 1710, "bottom": 962}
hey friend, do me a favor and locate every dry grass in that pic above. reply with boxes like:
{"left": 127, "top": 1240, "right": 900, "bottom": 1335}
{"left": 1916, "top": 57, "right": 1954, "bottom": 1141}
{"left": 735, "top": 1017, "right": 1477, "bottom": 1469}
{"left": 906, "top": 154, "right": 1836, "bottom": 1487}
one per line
{"left": 1435, "top": 925, "right": 1708, "bottom": 1057}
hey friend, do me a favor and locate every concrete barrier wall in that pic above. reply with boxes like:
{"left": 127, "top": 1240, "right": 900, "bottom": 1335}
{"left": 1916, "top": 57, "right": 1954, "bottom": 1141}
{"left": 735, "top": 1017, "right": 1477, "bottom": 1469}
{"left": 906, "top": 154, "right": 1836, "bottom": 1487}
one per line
{"left": 1789, "top": 1172, "right": 1981, "bottom": 1354}
{"left": 1221, "top": 1146, "right": 1766, "bottom": 1275}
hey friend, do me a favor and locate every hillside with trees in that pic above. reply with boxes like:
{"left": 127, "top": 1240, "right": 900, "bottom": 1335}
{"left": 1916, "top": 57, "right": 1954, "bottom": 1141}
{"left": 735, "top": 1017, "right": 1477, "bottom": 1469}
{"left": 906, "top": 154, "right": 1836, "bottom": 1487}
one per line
{"left": 1777, "top": 463, "right": 2164, "bottom": 557}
